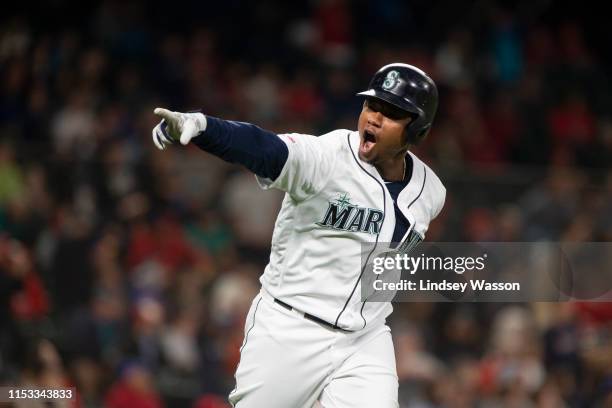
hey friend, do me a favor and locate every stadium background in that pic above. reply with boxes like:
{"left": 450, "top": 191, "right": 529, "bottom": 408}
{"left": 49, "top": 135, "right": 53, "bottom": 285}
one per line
{"left": 1, "top": 0, "right": 611, "bottom": 406}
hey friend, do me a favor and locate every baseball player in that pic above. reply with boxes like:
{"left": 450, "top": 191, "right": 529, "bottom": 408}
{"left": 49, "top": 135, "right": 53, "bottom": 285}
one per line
{"left": 152, "top": 63, "right": 445, "bottom": 408}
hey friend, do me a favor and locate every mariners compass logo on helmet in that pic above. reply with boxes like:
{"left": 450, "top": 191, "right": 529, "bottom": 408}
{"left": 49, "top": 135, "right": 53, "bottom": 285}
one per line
{"left": 382, "top": 70, "right": 399, "bottom": 90}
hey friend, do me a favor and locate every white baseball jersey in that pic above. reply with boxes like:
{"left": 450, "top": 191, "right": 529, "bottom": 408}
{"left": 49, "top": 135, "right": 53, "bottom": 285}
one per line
{"left": 256, "top": 129, "right": 446, "bottom": 331}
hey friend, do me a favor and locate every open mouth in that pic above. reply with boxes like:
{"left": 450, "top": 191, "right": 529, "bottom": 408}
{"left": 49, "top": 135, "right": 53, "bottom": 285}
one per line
{"left": 364, "top": 130, "right": 376, "bottom": 144}
{"left": 360, "top": 130, "right": 377, "bottom": 156}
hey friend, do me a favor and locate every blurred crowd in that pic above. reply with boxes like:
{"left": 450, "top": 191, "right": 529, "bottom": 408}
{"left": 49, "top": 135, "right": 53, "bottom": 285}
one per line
{"left": 1, "top": 0, "right": 611, "bottom": 407}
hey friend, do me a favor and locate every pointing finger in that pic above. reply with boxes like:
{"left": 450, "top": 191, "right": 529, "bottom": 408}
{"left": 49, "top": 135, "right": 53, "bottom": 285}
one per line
{"left": 153, "top": 107, "right": 176, "bottom": 122}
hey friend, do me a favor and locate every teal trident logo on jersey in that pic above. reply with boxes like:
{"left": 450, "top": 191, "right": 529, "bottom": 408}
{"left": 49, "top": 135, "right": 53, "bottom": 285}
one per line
{"left": 316, "top": 193, "right": 383, "bottom": 234}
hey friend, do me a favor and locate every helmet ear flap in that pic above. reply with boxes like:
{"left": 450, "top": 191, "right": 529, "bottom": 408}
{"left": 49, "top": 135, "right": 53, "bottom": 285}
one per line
{"left": 404, "top": 114, "right": 430, "bottom": 145}
{"left": 413, "top": 124, "right": 431, "bottom": 145}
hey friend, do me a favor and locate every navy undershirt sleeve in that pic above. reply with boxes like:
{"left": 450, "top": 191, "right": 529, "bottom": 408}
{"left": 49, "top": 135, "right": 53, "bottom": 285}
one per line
{"left": 191, "top": 116, "right": 289, "bottom": 180}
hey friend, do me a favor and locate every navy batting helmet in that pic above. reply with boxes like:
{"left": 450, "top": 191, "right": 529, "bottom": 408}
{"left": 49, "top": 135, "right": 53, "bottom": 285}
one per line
{"left": 358, "top": 63, "right": 438, "bottom": 145}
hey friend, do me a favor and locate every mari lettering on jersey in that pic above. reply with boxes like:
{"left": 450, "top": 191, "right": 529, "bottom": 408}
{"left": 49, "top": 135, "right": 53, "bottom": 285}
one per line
{"left": 316, "top": 193, "right": 384, "bottom": 234}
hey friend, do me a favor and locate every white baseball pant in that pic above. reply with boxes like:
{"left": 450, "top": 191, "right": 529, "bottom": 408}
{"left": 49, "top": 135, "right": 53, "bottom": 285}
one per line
{"left": 229, "top": 290, "right": 399, "bottom": 408}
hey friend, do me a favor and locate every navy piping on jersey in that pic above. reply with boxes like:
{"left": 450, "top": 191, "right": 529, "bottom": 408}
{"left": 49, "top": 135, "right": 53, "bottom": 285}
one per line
{"left": 229, "top": 296, "right": 262, "bottom": 406}
{"left": 407, "top": 166, "right": 427, "bottom": 210}
{"left": 335, "top": 133, "right": 387, "bottom": 330}
{"left": 192, "top": 116, "right": 288, "bottom": 180}
{"left": 398, "top": 165, "right": 427, "bottom": 244}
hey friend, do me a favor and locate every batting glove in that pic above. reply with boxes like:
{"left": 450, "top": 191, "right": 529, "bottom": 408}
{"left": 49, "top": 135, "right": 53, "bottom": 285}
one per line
{"left": 152, "top": 108, "right": 208, "bottom": 150}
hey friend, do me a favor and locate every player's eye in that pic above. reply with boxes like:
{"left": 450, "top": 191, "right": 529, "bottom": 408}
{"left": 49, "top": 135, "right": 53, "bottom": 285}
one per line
{"left": 383, "top": 107, "right": 410, "bottom": 120}
{"left": 366, "top": 98, "right": 411, "bottom": 121}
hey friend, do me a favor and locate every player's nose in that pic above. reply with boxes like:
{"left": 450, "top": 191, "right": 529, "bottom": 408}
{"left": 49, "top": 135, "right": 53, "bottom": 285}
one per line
{"left": 367, "top": 111, "right": 383, "bottom": 127}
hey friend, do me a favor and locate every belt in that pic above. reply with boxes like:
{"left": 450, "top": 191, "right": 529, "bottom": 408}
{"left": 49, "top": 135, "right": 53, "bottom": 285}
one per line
{"left": 273, "top": 297, "right": 353, "bottom": 333}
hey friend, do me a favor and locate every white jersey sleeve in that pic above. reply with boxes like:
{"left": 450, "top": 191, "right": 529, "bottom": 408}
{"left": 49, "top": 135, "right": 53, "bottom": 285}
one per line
{"left": 256, "top": 130, "right": 343, "bottom": 201}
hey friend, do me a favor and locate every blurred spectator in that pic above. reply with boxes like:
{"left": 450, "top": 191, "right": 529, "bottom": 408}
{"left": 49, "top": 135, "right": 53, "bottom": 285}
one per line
{"left": 221, "top": 169, "right": 283, "bottom": 261}
{"left": 14, "top": 338, "right": 79, "bottom": 408}
{"left": 105, "top": 361, "right": 163, "bottom": 408}
{"left": 314, "top": 0, "right": 354, "bottom": 65}
{"left": 6, "top": 239, "right": 49, "bottom": 321}
{"left": 490, "top": 9, "right": 523, "bottom": 84}
{"left": 70, "top": 357, "right": 105, "bottom": 408}
{"left": 547, "top": 93, "right": 597, "bottom": 165}
{"left": 126, "top": 214, "right": 199, "bottom": 273}
{"left": 0, "top": 140, "right": 24, "bottom": 205}
{"left": 520, "top": 168, "right": 583, "bottom": 240}
{"left": 193, "top": 394, "right": 230, "bottom": 408}
{"left": 434, "top": 28, "right": 475, "bottom": 88}
{"left": 51, "top": 90, "right": 96, "bottom": 159}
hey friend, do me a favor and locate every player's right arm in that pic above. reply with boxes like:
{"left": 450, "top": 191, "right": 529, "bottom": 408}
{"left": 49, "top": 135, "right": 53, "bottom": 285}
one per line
{"left": 152, "top": 108, "right": 336, "bottom": 201}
